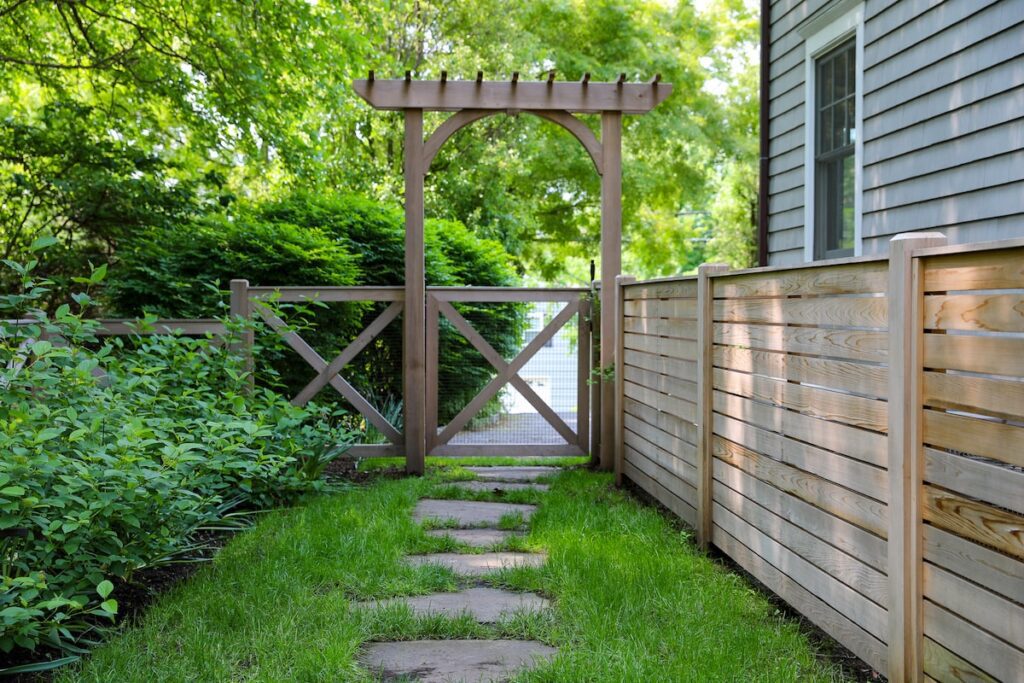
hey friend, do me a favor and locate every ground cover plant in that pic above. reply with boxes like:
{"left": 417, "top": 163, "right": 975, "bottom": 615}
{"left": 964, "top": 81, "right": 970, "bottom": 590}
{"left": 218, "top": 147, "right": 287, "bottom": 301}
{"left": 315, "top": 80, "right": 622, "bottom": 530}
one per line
{"left": 0, "top": 255, "right": 356, "bottom": 673}
{"left": 60, "top": 462, "right": 850, "bottom": 681}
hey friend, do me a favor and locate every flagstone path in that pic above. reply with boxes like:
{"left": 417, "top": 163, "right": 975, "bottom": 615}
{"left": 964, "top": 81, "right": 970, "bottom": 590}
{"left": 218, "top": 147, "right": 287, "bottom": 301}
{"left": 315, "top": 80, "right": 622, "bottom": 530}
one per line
{"left": 357, "top": 466, "right": 559, "bottom": 682}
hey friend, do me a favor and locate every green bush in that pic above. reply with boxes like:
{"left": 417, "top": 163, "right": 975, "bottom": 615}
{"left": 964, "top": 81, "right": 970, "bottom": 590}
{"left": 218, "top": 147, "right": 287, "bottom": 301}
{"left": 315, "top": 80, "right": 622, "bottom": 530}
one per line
{"left": 0, "top": 256, "right": 355, "bottom": 669}
{"left": 105, "top": 193, "right": 526, "bottom": 424}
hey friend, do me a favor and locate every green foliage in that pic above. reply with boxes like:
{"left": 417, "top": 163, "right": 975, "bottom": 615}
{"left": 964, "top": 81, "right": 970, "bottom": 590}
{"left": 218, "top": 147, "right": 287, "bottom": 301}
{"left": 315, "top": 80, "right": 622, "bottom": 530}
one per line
{"left": 0, "top": 258, "right": 355, "bottom": 664}
{"left": 0, "top": 0, "right": 759, "bottom": 286}
{"left": 104, "top": 192, "right": 525, "bottom": 423}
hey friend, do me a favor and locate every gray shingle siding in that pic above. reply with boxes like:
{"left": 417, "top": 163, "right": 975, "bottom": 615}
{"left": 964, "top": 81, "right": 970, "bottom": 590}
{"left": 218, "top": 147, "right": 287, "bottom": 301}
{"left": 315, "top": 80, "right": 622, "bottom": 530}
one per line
{"left": 766, "top": 0, "right": 1024, "bottom": 265}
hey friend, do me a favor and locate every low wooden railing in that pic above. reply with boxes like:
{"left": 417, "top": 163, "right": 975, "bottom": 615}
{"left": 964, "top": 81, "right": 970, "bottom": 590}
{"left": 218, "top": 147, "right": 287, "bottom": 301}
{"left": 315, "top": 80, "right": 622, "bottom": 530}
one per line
{"left": 614, "top": 234, "right": 1024, "bottom": 682}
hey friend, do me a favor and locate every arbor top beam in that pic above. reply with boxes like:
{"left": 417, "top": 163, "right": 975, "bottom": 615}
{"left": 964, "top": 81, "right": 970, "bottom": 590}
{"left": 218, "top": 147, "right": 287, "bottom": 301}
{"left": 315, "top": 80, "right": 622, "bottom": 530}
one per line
{"left": 353, "top": 78, "right": 672, "bottom": 114}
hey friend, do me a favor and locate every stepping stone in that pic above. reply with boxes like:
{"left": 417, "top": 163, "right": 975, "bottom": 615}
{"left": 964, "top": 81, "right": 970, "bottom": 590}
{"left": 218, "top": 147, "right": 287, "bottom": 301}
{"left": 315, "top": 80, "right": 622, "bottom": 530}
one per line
{"left": 451, "top": 480, "right": 550, "bottom": 493}
{"left": 360, "top": 639, "right": 557, "bottom": 683}
{"left": 466, "top": 466, "right": 561, "bottom": 483}
{"left": 354, "top": 587, "right": 549, "bottom": 623}
{"left": 426, "top": 528, "right": 519, "bottom": 548}
{"left": 413, "top": 499, "right": 536, "bottom": 527}
{"left": 406, "top": 552, "right": 547, "bottom": 576}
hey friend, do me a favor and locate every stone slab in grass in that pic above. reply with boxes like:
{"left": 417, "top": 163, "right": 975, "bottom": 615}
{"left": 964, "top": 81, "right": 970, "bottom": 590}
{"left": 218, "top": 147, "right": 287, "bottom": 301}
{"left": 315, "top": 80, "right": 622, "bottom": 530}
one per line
{"left": 413, "top": 499, "right": 536, "bottom": 527}
{"left": 355, "top": 586, "right": 549, "bottom": 623}
{"left": 406, "top": 552, "right": 546, "bottom": 576}
{"left": 451, "top": 480, "right": 550, "bottom": 493}
{"left": 426, "top": 528, "right": 520, "bottom": 548}
{"left": 360, "top": 639, "right": 557, "bottom": 683}
{"left": 465, "top": 466, "right": 561, "bottom": 482}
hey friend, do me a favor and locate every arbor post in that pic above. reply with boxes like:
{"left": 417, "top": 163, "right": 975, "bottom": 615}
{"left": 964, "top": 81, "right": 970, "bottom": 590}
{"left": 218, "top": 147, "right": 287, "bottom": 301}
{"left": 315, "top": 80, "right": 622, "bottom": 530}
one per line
{"left": 599, "top": 111, "right": 622, "bottom": 471}
{"left": 404, "top": 109, "right": 427, "bottom": 475}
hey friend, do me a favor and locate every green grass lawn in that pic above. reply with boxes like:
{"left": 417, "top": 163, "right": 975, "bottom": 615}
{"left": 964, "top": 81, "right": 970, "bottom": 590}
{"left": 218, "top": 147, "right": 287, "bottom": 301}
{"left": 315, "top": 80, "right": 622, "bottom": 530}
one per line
{"left": 60, "top": 464, "right": 849, "bottom": 682}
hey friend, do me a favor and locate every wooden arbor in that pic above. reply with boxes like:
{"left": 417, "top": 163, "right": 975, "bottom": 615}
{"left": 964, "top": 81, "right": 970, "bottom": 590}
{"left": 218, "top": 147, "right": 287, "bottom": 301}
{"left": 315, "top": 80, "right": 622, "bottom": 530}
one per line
{"left": 354, "top": 73, "right": 672, "bottom": 474}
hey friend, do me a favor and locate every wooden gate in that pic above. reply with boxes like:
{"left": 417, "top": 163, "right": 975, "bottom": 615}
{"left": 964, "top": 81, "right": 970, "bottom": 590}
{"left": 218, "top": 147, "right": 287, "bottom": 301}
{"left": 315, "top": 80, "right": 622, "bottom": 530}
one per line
{"left": 231, "top": 281, "right": 594, "bottom": 461}
{"left": 425, "top": 287, "right": 591, "bottom": 458}
{"left": 237, "top": 282, "right": 406, "bottom": 458}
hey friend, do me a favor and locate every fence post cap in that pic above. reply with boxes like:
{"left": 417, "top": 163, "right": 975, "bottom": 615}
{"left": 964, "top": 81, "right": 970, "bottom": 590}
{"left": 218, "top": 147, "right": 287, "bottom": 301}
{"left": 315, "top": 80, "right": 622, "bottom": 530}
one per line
{"left": 889, "top": 232, "right": 946, "bottom": 244}
{"left": 697, "top": 262, "right": 730, "bottom": 274}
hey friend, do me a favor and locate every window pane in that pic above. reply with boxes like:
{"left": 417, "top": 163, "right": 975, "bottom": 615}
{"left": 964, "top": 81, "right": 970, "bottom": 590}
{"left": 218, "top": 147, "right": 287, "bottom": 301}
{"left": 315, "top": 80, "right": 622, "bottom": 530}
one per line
{"left": 820, "top": 58, "right": 833, "bottom": 107}
{"left": 846, "top": 98, "right": 856, "bottom": 145}
{"left": 835, "top": 50, "right": 846, "bottom": 100}
{"left": 840, "top": 153, "right": 856, "bottom": 251}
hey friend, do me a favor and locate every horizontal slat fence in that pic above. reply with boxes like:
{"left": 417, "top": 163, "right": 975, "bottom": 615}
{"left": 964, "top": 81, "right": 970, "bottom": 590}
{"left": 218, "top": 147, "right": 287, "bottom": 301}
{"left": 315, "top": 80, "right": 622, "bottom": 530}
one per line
{"left": 615, "top": 236, "right": 1024, "bottom": 682}
{"left": 620, "top": 277, "right": 700, "bottom": 526}
{"left": 916, "top": 245, "right": 1024, "bottom": 683}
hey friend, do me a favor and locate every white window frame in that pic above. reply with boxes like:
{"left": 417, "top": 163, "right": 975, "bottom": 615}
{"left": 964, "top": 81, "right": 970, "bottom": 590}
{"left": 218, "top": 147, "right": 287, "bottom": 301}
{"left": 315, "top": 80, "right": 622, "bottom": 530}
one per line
{"left": 803, "top": 3, "right": 864, "bottom": 262}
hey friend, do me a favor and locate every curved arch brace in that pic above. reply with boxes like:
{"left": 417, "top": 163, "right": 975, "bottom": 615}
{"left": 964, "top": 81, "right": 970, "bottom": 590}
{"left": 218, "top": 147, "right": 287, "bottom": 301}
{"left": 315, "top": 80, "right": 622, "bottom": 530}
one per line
{"left": 422, "top": 108, "right": 603, "bottom": 176}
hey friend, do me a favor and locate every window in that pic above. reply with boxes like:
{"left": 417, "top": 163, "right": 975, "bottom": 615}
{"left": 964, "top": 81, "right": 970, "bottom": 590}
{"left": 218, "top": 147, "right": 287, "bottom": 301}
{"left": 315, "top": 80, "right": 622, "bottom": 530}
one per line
{"left": 814, "top": 38, "right": 856, "bottom": 259}
{"left": 802, "top": 1, "right": 863, "bottom": 262}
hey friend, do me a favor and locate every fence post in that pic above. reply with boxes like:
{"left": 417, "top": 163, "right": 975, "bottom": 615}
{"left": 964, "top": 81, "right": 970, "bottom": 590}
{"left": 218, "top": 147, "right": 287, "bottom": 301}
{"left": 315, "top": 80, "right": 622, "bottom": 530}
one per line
{"left": 887, "top": 232, "right": 946, "bottom": 683}
{"left": 614, "top": 275, "right": 635, "bottom": 485}
{"left": 695, "top": 263, "right": 728, "bottom": 548}
{"left": 229, "top": 279, "right": 254, "bottom": 394}
{"left": 590, "top": 280, "right": 602, "bottom": 467}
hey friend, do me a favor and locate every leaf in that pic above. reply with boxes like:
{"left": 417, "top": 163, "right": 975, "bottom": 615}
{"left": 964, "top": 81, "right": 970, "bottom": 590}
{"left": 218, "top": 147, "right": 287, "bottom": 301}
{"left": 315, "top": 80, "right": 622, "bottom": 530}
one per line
{"left": 0, "top": 486, "right": 25, "bottom": 497}
{"left": 28, "top": 235, "right": 58, "bottom": 253}
{"left": 30, "top": 340, "right": 52, "bottom": 356}
{"left": 99, "top": 599, "right": 118, "bottom": 614}
{"left": 96, "top": 580, "right": 114, "bottom": 599}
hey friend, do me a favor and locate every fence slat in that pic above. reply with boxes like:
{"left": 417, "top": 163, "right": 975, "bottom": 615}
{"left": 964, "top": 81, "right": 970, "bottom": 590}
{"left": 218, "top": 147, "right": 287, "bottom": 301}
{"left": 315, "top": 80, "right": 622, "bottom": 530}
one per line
{"left": 714, "top": 323, "right": 887, "bottom": 362}
{"left": 923, "top": 293, "right": 1024, "bottom": 333}
{"left": 714, "top": 296, "right": 887, "bottom": 328}
{"left": 713, "top": 345, "right": 888, "bottom": 399}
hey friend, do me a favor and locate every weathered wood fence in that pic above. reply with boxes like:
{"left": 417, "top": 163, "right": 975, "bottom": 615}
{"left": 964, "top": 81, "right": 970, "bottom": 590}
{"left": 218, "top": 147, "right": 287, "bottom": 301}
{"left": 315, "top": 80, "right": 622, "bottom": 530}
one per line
{"left": 614, "top": 234, "right": 1023, "bottom": 682}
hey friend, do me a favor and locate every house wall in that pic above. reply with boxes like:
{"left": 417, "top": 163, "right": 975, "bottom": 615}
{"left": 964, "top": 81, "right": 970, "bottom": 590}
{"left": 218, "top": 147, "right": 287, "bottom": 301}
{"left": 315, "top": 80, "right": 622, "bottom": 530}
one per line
{"left": 767, "top": 0, "right": 1024, "bottom": 264}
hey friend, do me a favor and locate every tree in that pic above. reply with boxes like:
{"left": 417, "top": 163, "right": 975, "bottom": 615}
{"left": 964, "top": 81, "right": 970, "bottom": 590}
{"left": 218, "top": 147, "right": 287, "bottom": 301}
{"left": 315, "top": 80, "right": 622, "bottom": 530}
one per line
{"left": 0, "top": 0, "right": 760, "bottom": 282}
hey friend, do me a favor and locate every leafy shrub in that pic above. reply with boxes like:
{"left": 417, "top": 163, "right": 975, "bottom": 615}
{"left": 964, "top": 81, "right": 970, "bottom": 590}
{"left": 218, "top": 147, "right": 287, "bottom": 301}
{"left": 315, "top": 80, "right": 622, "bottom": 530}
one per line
{"left": 105, "top": 192, "right": 526, "bottom": 424}
{"left": 0, "top": 255, "right": 355, "bottom": 669}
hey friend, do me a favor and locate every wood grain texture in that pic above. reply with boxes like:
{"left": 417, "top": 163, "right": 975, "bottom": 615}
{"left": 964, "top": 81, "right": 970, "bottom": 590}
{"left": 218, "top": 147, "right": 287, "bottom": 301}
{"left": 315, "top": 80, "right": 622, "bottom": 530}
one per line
{"left": 923, "top": 526, "right": 1024, "bottom": 606}
{"left": 923, "top": 293, "right": 1024, "bottom": 333}
{"left": 623, "top": 396, "right": 698, "bottom": 446}
{"left": 623, "top": 297, "right": 697, "bottom": 319}
{"left": 712, "top": 524, "right": 888, "bottom": 674}
{"left": 713, "top": 390, "right": 889, "bottom": 468}
{"left": 923, "top": 601, "right": 1024, "bottom": 683}
{"left": 714, "top": 367, "right": 889, "bottom": 433}
{"left": 624, "top": 412, "right": 698, "bottom": 469}
{"left": 714, "top": 296, "right": 888, "bottom": 328}
{"left": 923, "top": 410, "right": 1024, "bottom": 468}
{"left": 713, "top": 261, "right": 888, "bottom": 298}
{"left": 922, "top": 247, "right": 1024, "bottom": 292}
{"left": 714, "top": 459, "right": 888, "bottom": 572}
{"left": 713, "top": 412, "right": 889, "bottom": 502}
{"left": 714, "top": 502, "right": 888, "bottom": 640}
{"left": 713, "top": 436, "right": 888, "bottom": 537}
{"left": 714, "top": 482, "right": 888, "bottom": 605}
{"left": 924, "top": 447, "right": 1024, "bottom": 515}
{"left": 623, "top": 280, "right": 697, "bottom": 300}
{"left": 624, "top": 349, "right": 698, "bottom": 382}
{"left": 924, "top": 638, "right": 999, "bottom": 683}
{"left": 923, "top": 371, "right": 1024, "bottom": 421}
{"left": 923, "top": 562, "right": 1024, "bottom": 651}
{"left": 713, "top": 345, "right": 888, "bottom": 399}
{"left": 923, "top": 486, "right": 1024, "bottom": 560}
{"left": 623, "top": 315, "right": 698, "bottom": 339}
{"left": 624, "top": 332, "right": 698, "bottom": 360}
{"left": 624, "top": 381, "right": 697, "bottom": 423}
{"left": 715, "top": 323, "right": 887, "bottom": 362}
{"left": 924, "top": 333, "right": 1024, "bottom": 376}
